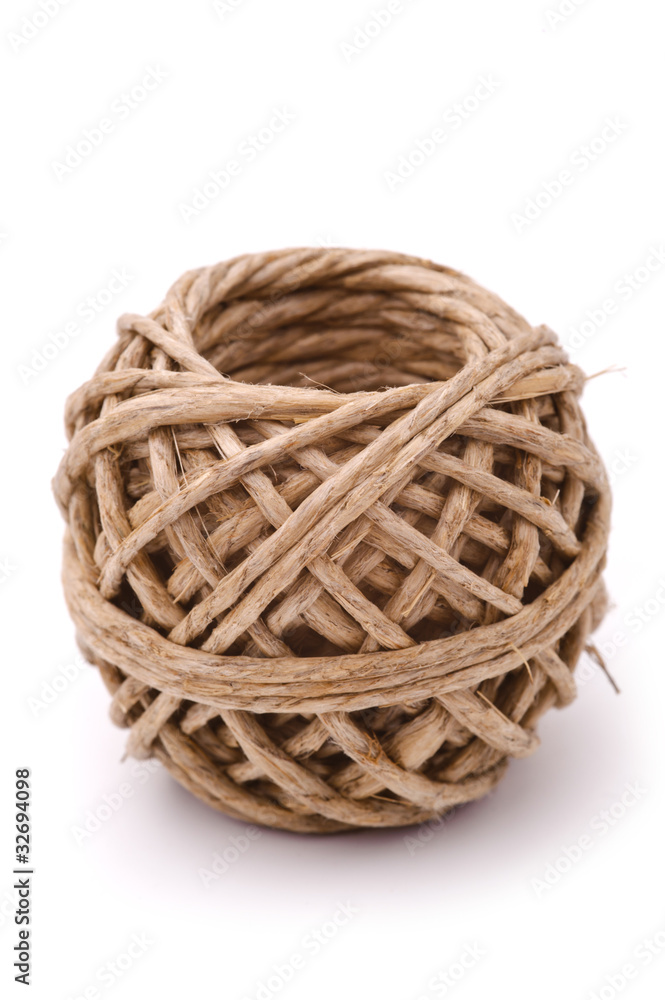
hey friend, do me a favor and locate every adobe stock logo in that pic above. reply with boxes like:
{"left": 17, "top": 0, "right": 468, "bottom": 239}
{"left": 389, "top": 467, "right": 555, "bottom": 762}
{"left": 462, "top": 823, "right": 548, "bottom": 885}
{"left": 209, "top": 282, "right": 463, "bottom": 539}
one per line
{"left": 8, "top": 0, "right": 73, "bottom": 53}
{"left": 511, "top": 117, "right": 628, "bottom": 233}
{"left": 384, "top": 75, "right": 500, "bottom": 191}
{"left": 0, "top": 556, "right": 16, "bottom": 586}
{"left": 564, "top": 245, "right": 665, "bottom": 355}
{"left": 27, "top": 651, "right": 87, "bottom": 717}
{"left": 212, "top": 0, "right": 248, "bottom": 17}
{"left": 198, "top": 827, "right": 263, "bottom": 886}
{"left": 51, "top": 68, "right": 169, "bottom": 180}
{"left": 416, "top": 944, "right": 486, "bottom": 999}
{"left": 64, "top": 934, "right": 153, "bottom": 999}
{"left": 339, "top": 1, "right": 413, "bottom": 63}
{"left": 70, "top": 760, "right": 161, "bottom": 845}
{"left": 17, "top": 268, "right": 134, "bottom": 384}
{"left": 530, "top": 783, "right": 648, "bottom": 897}
{"left": 587, "top": 926, "right": 665, "bottom": 1000}
{"left": 403, "top": 806, "right": 459, "bottom": 855}
{"left": 240, "top": 903, "right": 358, "bottom": 1000}
{"left": 177, "top": 107, "right": 296, "bottom": 223}
{"left": 544, "top": 0, "right": 592, "bottom": 30}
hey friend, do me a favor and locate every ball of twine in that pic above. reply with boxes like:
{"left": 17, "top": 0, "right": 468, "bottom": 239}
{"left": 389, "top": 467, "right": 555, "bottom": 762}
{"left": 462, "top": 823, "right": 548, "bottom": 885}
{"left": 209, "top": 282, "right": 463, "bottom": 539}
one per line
{"left": 53, "top": 248, "right": 611, "bottom": 834}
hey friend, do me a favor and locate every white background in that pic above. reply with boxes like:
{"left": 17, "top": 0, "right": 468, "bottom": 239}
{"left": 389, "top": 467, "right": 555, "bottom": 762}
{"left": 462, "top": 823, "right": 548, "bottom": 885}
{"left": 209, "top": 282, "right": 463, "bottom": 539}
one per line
{"left": 1, "top": 1, "right": 664, "bottom": 998}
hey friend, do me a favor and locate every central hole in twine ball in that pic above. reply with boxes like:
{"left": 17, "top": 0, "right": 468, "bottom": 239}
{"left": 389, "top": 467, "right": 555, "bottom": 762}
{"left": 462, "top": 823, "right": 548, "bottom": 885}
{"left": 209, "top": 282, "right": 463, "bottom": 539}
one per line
{"left": 202, "top": 306, "right": 465, "bottom": 393}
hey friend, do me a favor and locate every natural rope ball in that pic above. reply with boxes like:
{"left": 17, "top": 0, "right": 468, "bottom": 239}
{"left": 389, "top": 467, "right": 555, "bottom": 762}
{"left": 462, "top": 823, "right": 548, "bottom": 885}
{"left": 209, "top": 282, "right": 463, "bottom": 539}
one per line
{"left": 53, "top": 248, "right": 611, "bottom": 834}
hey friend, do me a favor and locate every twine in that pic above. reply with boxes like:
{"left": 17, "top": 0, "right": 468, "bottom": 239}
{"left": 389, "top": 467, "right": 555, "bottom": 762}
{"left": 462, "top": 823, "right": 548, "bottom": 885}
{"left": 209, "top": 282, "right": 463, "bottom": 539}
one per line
{"left": 53, "top": 248, "right": 611, "bottom": 833}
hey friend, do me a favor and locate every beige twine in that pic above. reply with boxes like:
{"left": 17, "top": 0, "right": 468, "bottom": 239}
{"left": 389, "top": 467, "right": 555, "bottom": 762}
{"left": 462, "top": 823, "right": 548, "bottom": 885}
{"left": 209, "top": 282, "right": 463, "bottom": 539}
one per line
{"left": 53, "top": 247, "right": 611, "bottom": 833}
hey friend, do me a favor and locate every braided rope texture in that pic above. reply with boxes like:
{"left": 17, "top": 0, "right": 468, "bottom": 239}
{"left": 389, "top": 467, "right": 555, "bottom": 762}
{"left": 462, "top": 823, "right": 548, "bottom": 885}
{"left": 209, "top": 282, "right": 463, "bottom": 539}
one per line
{"left": 53, "top": 248, "right": 611, "bottom": 833}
